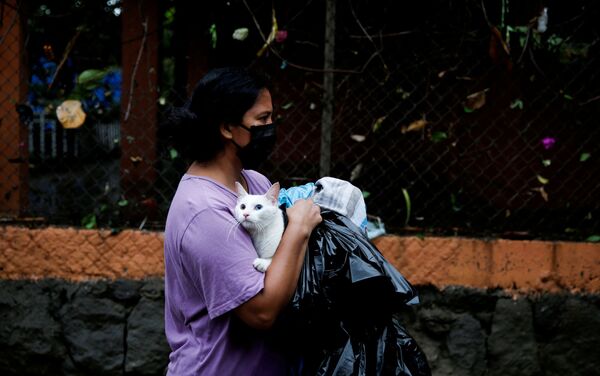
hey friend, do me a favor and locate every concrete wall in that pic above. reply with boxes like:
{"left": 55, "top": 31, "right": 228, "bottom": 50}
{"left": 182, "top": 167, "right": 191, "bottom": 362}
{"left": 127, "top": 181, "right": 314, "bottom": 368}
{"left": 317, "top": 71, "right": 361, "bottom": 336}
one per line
{"left": 1, "top": 227, "right": 598, "bottom": 293}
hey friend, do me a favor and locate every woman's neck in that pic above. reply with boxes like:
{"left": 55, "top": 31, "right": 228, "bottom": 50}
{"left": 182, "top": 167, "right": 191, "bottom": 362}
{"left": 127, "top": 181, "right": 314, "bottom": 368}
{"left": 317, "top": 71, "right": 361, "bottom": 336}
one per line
{"left": 186, "top": 153, "right": 246, "bottom": 192}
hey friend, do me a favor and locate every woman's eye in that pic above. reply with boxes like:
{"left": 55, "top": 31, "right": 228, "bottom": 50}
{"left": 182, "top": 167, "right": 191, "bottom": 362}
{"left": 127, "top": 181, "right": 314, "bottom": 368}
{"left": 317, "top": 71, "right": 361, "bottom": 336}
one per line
{"left": 240, "top": 204, "right": 246, "bottom": 210}
{"left": 255, "top": 204, "right": 262, "bottom": 210}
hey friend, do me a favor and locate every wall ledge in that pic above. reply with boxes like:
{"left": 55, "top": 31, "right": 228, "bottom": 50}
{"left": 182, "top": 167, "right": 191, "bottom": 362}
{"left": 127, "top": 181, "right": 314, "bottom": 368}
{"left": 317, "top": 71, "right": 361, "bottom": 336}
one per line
{"left": 372, "top": 235, "right": 600, "bottom": 293}
{"left": 1, "top": 226, "right": 598, "bottom": 292}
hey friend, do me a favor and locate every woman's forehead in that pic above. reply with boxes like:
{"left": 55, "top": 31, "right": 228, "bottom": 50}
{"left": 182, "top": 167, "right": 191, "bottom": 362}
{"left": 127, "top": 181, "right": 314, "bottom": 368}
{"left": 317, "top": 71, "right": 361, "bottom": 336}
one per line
{"left": 247, "top": 89, "right": 272, "bottom": 115}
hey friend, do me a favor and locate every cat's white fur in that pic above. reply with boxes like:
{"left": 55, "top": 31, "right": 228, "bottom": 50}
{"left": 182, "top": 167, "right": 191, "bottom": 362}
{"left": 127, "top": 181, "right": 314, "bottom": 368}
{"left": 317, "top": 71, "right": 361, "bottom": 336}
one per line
{"left": 235, "top": 182, "right": 284, "bottom": 272}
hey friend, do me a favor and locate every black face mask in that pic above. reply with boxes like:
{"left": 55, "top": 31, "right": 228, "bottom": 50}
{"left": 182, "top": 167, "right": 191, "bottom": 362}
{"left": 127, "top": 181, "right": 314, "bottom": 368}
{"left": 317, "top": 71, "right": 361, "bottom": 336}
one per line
{"left": 232, "top": 122, "right": 277, "bottom": 170}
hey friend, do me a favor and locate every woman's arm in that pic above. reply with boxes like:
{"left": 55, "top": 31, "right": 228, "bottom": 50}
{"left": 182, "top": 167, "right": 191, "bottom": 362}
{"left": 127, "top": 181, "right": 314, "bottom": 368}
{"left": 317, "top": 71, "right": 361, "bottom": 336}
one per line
{"left": 234, "top": 198, "right": 321, "bottom": 330}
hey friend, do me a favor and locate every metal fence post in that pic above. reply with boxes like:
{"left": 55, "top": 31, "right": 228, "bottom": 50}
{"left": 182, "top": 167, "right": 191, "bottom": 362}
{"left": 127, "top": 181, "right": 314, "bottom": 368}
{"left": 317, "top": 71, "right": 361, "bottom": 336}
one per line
{"left": 320, "top": 0, "right": 336, "bottom": 177}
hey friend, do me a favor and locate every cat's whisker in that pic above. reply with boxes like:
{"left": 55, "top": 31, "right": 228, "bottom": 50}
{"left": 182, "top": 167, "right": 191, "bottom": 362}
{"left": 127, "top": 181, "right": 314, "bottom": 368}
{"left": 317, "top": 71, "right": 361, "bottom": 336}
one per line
{"left": 226, "top": 220, "right": 242, "bottom": 241}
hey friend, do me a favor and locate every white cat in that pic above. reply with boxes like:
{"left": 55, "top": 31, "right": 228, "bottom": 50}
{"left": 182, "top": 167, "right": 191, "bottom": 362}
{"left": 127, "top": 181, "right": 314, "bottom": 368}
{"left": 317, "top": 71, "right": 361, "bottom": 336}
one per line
{"left": 234, "top": 182, "right": 284, "bottom": 272}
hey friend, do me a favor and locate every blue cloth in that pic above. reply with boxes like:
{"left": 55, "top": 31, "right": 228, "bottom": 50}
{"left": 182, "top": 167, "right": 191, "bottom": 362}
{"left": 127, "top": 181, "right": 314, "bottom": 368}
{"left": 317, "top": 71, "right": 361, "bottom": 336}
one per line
{"left": 278, "top": 183, "right": 315, "bottom": 208}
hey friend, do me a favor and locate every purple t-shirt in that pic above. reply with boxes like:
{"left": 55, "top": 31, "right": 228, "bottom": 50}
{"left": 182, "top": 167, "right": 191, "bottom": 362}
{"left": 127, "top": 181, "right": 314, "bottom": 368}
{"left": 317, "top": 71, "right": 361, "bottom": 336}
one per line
{"left": 164, "top": 169, "right": 288, "bottom": 375}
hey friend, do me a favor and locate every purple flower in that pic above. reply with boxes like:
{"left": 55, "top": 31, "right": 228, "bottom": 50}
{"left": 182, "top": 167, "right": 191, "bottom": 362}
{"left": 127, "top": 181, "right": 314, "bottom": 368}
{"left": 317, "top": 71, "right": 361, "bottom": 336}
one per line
{"left": 542, "top": 137, "right": 556, "bottom": 150}
{"left": 275, "top": 30, "right": 288, "bottom": 43}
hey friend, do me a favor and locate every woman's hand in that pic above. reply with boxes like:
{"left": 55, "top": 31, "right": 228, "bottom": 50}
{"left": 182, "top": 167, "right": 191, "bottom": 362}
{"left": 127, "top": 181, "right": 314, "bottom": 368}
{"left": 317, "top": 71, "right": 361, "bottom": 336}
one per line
{"left": 286, "top": 199, "right": 322, "bottom": 237}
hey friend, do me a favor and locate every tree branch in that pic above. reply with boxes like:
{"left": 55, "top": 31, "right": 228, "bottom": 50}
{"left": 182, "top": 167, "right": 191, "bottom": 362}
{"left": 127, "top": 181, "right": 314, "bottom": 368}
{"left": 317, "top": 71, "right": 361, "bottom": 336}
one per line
{"left": 124, "top": 16, "right": 148, "bottom": 122}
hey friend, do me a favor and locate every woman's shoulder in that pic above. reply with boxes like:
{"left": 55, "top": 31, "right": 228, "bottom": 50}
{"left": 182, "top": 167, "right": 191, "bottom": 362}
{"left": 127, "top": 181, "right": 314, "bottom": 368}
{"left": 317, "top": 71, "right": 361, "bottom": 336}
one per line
{"left": 242, "top": 169, "right": 270, "bottom": 183}
{"left": 169, "top": 177, "right": 233, "bottom": 219}
{"left": 242, "top": 169, "right": 271, "bottom": 194}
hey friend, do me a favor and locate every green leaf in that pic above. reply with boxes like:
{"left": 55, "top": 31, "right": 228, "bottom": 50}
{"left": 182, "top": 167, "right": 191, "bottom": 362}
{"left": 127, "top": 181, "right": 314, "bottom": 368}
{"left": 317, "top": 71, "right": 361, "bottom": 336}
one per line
{"left": 402, "top": 188, "right": 411, "bottom": 226}
{"left": 372, "top": 116, "right": 386, "bottom": 133}
{"left": 463, "top": 106, "right": 474, "bottom": 113}
{"left": 281, "top": 102, "right": 294, "bottom": 110}
{"left": 542, "top": 159, "right": 552, "bottom": 167}
{"left": 78, "top": 69, "right": 105, "bottom": 85}
{"left": 117, "top": 199, "right": 129, "bottom": 207}
{"left": 450, "top": 193, "right": 462, "bottom": 212}
{"left": 537, "top": 175, "right": 549, "bottom": 185}
{"left": 430, "top": 131, "right": 448, "bottom": 143}
{"left": 547, "top": 34, "right": 563, "bottom": 47}
{"left": 81, "top": 213, "right": 97, "bottom": 229}
{"left": 169, "top": 148, "right": 179, "bottom": 160}
{"left": 519, "top": 35, "right": 527, "bottom": 48}
{"left": 362, "top": 191, "right": 371, "bottom": 199}
{"left": 210, "top": 25, "right": 218, "bottom": 48}
{"left": 586, "top": 235, "right": 600, "bottom": 242}
{"left": 510, "top": 99, "right": 524, "bottom": 110}
{"left": 580, "top": 153, "right": 591, "bottom": 162}
{"left": 563, "top": 94, "right": 573, "bottom": 100}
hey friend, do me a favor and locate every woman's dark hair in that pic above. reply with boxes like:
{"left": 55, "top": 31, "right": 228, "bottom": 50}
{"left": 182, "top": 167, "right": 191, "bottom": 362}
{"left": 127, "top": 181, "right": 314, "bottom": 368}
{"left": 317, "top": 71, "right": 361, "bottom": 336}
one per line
{"left": 165, "top": 67, "right": 268, "bottom": 162}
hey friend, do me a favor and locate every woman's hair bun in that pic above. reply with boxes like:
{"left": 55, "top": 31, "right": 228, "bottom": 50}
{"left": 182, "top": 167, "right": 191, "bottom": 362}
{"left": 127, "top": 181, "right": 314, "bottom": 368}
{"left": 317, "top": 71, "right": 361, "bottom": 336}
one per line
{"left": 167, "top": 104, "right": 197, "bottom": 127}
{"left": 159, "top": 104, "right": 198, "bottom": 157}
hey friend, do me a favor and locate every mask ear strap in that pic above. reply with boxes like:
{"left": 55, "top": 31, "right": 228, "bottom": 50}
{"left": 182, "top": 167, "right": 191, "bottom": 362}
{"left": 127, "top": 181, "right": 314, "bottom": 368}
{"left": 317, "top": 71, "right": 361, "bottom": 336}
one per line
{"left": 237, "top": 123, "right": 252, "bottom": 132}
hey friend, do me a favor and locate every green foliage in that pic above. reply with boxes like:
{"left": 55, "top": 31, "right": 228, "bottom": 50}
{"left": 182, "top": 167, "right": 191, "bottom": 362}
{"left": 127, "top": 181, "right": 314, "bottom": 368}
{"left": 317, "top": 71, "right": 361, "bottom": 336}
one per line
{"left": 430, "top": 131, "right": 448, "bottom": 143}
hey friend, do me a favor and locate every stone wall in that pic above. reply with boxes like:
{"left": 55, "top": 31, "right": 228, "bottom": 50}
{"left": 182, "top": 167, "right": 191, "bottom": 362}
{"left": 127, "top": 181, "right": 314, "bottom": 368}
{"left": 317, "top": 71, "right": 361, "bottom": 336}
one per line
{"left": 0, "top": 279, "right": 168, "bottom": 376}
{"left": 1, "top": 279, "right": 599, "bottom": 376}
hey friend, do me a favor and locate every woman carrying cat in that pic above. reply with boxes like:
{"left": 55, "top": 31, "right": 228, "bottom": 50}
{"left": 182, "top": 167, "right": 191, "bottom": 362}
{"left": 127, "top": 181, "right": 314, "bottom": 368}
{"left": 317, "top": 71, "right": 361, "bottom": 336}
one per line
{"left": 163, "top": 67, "right": 322, "bottom": 375}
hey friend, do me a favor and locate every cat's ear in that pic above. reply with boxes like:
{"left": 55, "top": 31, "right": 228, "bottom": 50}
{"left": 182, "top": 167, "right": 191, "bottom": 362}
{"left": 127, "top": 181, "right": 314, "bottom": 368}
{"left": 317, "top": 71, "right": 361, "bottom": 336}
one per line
{"left": 235, "top": 182, "right": 248, "bottom": 197}
{"left": 266, "top": 182, "right": 280, "bottom": 205}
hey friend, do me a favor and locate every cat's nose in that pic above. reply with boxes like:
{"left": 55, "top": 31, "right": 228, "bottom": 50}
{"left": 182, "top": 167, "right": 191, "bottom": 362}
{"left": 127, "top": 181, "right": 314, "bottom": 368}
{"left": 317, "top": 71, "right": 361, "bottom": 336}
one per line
{"left": 243, "top": 213, "right": 249, "bottom": 218}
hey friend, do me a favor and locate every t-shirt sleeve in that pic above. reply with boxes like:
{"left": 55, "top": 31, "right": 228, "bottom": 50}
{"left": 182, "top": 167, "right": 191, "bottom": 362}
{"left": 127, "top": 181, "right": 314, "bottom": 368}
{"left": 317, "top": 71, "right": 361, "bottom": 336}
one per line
{"left": 180, "top": 208, "right": 264, "bottom": 319}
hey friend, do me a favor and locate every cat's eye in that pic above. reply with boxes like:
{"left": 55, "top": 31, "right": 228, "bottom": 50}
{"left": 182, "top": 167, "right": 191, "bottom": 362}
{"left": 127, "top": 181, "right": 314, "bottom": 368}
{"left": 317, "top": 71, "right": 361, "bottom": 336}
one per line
{"left": 255, "top": 204, "right": 263, "bottom": 210}
{"left": 240, "top": 204, "right": 246, "bottom": 210}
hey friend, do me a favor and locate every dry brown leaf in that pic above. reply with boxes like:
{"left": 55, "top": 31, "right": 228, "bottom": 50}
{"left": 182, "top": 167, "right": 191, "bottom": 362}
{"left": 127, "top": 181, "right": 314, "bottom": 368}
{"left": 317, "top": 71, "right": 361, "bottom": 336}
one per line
{"left": 464, "top": 89, "right": 489, "bottom": 111}
{"left": 401, "top": 119, "right": 428, "bottom": 134}
{"left": 532, "top": 186, "right": 549, "bottom": 202}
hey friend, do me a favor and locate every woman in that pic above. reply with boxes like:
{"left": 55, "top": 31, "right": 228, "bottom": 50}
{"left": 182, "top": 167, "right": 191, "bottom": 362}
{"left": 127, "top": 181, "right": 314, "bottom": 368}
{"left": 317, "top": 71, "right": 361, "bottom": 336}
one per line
{"left": 163, "top": 67, "right": 322, "bottom": 375}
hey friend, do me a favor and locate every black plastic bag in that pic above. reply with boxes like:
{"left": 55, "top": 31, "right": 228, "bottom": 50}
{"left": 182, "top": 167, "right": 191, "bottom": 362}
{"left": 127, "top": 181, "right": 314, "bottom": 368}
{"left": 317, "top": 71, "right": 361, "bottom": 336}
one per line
{"left": 283, "top": 210, "right": 431, "bottom": 376}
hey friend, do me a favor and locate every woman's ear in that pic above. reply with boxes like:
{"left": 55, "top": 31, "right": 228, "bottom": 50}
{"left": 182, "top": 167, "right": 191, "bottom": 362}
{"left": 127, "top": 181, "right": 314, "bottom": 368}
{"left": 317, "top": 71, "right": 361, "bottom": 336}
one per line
{"left": 220, "top": 123, "right": 233, "bottom": 140}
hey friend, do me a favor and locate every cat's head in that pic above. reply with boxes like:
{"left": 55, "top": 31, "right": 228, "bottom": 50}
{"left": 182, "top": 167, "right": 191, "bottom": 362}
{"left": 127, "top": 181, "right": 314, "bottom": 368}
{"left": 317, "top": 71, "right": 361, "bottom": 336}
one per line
{"left": 234, "top": 182, "right": 281, "bottom": 231}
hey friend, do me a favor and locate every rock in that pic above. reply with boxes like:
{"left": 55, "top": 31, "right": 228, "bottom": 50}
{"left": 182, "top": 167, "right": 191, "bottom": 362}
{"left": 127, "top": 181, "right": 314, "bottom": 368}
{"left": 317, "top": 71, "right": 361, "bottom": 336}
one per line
{"left": 139, "top": 278, "right": 164, "bottom": 300}
{"left": 60, "top": 295, "right": 126, "bottom": 375}
{"left": 408, "top": 329, "right": 442, "bottom": 369}
{"left": 446, "top": 314, "right": 486, "bottom": 375}
{"left": 532, "top": 293, "right": 568, "bottom": 342}
{"left": 538, "top": 297, "right": 600, "bottom": 376}
{"left": 125, "top": 297, "right": 170, "bottom": 375}
{"left": 487, "top": 298, "right": 542, "bottom": 376}
{"left": 0, "top": 281, "right": 67, "bottom": 375}
{"left": 418, "top": 306, "right": 458, "bottom": 336}
{"left": 439, "top": 286, "right": 501, "bottom": 313}
{"left": 110, "top": 279, "right": 143, "bottom": 303}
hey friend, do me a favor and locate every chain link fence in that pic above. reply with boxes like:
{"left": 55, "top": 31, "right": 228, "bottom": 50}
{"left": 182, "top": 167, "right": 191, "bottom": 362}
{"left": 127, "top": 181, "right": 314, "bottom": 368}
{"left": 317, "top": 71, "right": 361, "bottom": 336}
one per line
{"left": 1, "top": 0, "right": 599, "bottom": 240}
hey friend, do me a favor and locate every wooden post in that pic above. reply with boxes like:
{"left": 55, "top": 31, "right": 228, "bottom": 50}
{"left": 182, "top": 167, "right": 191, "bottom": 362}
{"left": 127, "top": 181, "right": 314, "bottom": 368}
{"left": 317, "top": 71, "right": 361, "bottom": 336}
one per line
{"left": 120, "top": 0, "right": 159, "bottom": 199}
{"left": 0, "top": 0, "right": 28, "bottom": 217}
{"left": 172, "top": 0, "right": 210, "bottom": 99}
{"left": 320, "top": 0, "right": 336, "bottom": 177}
